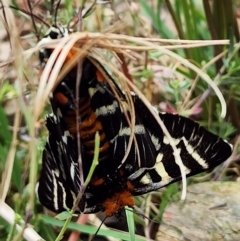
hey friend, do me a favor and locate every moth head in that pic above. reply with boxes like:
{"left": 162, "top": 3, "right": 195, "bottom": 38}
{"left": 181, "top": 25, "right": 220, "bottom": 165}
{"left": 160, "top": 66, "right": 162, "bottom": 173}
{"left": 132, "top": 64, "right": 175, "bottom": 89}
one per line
{"left": 38, "top": 25, "right": 70, "bottom": 66}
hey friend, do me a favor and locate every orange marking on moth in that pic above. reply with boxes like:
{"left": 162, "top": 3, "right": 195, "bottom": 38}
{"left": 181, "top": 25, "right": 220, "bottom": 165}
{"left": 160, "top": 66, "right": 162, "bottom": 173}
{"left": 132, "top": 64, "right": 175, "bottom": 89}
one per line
{"left": 63, "top": 113, "right": 80, "bottom": 134}
{"left": 68, "top": 126, "right": 77, "bottom": 134}
{"left": 103, "top": 189, "right": 135, "bottom": 217}
{"left": 96, "top": 70, "right": 105, "bottom": 83}
{"left": 126, "top": 181, "right": 135, "bottom": 192}
{"left": 79, "top": 100, "right": 91, "bottom": 115}
{"left": 57, "top": 45, "right": 82, "bottom": 75}
{"left": 99, "top": 140, "right": 110, "bottom": 152}
{"left": 54, "top": 92, "right": 69, "bottom": 105}
{"left": 80, "top": 113, "right": 97, "bottom": 128}
{"left": 83, "top": 139, "right": 95, "bottom": 147}
{"left": 91, "top": 177, "right": 104, "bottom": 186}
{"left": 64, "top": 116, "right": 75, "bottom": 125}
{"left": 64, "top": 46, "right": 78, "bottom": 63}
{"left": 119, "top": 168, "right": 124, "bottom": 176}
{"left": 80, "top": 121, "right": 103, "bottom": 137}
{"left": 83, "top": 133, "right": 106, "bottom": 147}
{"left": 87, "top": 141, "right": 110, "bottom": 155}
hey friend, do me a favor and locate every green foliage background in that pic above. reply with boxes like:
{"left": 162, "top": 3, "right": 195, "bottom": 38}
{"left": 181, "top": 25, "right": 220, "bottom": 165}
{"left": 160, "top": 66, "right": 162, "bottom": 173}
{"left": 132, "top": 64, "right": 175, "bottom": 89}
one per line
{"left": 0, "top": 0, "right": 239, "bottom": 240}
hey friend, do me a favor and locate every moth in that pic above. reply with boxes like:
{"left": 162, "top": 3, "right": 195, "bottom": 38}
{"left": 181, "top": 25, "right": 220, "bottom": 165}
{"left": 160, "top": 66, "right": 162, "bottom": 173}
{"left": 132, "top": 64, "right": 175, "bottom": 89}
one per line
{"left": 37, "top": 26, "right": 232, "bottom": 217}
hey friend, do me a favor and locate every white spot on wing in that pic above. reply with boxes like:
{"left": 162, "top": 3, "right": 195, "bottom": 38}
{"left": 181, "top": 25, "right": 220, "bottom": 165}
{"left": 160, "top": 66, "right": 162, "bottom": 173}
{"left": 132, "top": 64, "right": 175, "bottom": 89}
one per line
{"left": 156, "top": 153, "right": 163, "bottom": 163}
{"left": 182, "top": 137, "right": 209, "bottom": 169}
{"left": 163, "top": 136, "right": 169, "bottom": 144}
{"left": 95, "top": 101, "right": 118, "bottom": 116}
{"left": 162, "top": 135, "right": 209, "bottom": 169}
{"left": 155, "top": 154, "right": 191, "bottom": 179}
{"left": 52, "top": 170, "right": 58, "bottom": 211}
{"left": 54, "top": 169, "right": 60, "bottom": 177}
{"left": 57, "top": 181, "right": 67, "bottom": 210}
{"left": 88, "top": 87, "right": 95, "bottom": 97}
{"left": 150, "top": 134, "right": 160, "bottom": 150}
{"left": 119, "top": 125, "right": 145, "bottom": 136}
{"left": 154, "top": 160, "right": 170, "bottom": 179}
{"left": 56, "top": 108, "right": 63, "bottom": 118}
{"left": 70, "top": 162, "right": 75, "bottom": 182}
{"left": 62, "top": 131, "right": 71, "bottom": 144}
{"left": 88, "top": 85, "right": 106, "bottom": 98}
{"left": 163, "top": 136, "right": 180, "bottom": 145}
{"left": 140, "top": 174, "right": 151, "bottom": 184}
{"left": 49, "top": 113, "right": 58, "bottom": 122}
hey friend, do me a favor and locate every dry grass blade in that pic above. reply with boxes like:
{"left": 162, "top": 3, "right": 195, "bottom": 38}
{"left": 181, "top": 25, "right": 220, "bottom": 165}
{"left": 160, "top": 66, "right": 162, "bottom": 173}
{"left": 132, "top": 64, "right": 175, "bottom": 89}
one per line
{"left": 35, "top": 36, "right": 71, "bottom": 118}
{"left": 28, "top": 30, "right": 231, "bottom": 120}
{"left": 0, "top": 200, "right": 44, "bottom": 241}
{"left": 72, "top": 32, "right": 228, "bottom": 117}
{"left": 0, "top": 110, "right": 20, "bottom": 202}
{"left": 0, "top": 0, "right": 23, "bottom": 202}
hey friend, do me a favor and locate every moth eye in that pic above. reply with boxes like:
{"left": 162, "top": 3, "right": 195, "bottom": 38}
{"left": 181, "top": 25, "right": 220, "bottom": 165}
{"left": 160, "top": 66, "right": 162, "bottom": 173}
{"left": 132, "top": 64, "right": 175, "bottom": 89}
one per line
{"left": 49, "top": 30, "right": 59, "bottom": 39}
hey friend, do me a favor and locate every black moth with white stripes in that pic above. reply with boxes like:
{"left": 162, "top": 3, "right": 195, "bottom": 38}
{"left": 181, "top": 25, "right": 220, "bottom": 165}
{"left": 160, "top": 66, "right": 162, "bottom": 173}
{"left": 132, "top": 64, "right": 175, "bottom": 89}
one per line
{"left": 37, "top": 26, "right": 233, "bottom": 217}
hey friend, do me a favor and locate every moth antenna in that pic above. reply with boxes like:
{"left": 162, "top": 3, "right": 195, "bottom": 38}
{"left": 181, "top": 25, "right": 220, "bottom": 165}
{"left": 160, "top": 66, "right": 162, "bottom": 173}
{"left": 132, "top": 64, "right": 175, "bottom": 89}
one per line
{"left": 8, "top": 5, "right": 50, "bottom": 28}
{"left": 49, "top": 0, "right": 54, "bottom": 15}
{"left": 0, "top": 2, "right": 8, "bottom": 34}
{"left": 53, "top": 0, "right": 61, "bottom": 26}
{"left": 67, "top": 7, "right": 81, "bottom": 30}
{"left": 82, "top": 1, "right": 97, "bottom": 19}
{"left": 91, "top": 215, "right": 108, "bottom": 241}
{"left": 26, "top": 0, "right": 39, "bottom": 40}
